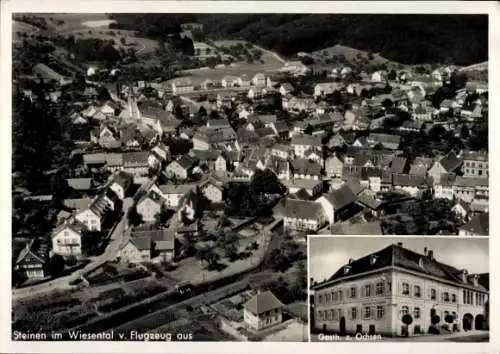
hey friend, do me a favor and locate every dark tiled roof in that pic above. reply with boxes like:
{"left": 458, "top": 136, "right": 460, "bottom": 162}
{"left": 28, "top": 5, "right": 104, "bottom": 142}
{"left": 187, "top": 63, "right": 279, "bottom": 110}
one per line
{"left": 329, "top": 221, "right": 383, "bottom": 235}
{"left": 317, "top": 243, "right": 488, "bottom": 291}
{"left": 243, "top": 291, "right": 284, "bottom": 315}
{"left": 291, "top": 158, "right": 322, "bottom": 176}
{"left": 460, "top": 212, "right": 489, "bottom": 236}
{"left": 393, "top": 173, "right": 428, "bottom": 187}
{"left": 291, "top": 134, "right": 322, "bottom": 147}
{"left": 123, "top": 151, "right": 149, "bottom": 166}
{"left": 323, "top": 184, "right": 357, "bottom": 209}
{"left": 390, "top": 157, "right": 407, "bottom": 174}
{"left": 112, "top": 171, "right": 133, "bottom": 190}
{"left": 284, "top": 198, "right": 324, "bottom": 220}
{"left": 439, "top": 151, "right": 463, "bottom": 172}
{"left": 177, "top": 154, "right": 200, "bottom": 169}
{"left": 130, "top": 236, "right": 152, "bottom": 251}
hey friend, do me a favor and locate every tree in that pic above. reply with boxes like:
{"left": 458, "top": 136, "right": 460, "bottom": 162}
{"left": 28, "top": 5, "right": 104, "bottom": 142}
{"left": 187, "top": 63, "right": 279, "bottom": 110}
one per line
{"left": 460, "top": 125, "right": 470, "bottom": 140}
{"left": 387, "top": 69, "right": 397, "bottom": 81}
{"left": 48, "top": 254, "right": 66, "bottom": 277}
{"left": 401, "top": 314, "right": 413, "bottom": 337}
{"left": 217, "top": 230, "right": 240, "bottom": 260}
{"left": 127, "top": 206, "right": 143, "bottom": 226}
{"left": 97, "top": 86, "right": 111, "bottom": 102}
{"left": 120, "top": 37, "right": 127, "bottom": 46}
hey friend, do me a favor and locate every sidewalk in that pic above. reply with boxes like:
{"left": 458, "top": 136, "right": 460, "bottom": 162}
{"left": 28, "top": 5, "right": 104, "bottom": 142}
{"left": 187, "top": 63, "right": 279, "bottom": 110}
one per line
{"left": 386, "top": 330, "right": 489, "bottom": 342}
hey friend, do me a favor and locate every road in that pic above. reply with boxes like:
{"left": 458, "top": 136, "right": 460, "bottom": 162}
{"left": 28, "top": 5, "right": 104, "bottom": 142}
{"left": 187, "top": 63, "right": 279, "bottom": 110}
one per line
{"left": 12, "top": 197, "right": 134, "bottom": 301}
{"left": 252, "top": 44, "right": 286, "bottom": 65}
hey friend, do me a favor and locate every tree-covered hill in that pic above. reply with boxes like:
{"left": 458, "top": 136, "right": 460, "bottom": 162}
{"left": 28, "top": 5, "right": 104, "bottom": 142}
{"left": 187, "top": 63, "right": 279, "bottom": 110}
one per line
{"left": 109, "top": 14, "right": 487, "bottom": 66}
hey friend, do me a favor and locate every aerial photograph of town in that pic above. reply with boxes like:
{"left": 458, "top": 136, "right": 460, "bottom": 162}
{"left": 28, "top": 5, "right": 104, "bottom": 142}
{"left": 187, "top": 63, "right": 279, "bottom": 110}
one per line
{"left": 10, "top": 11, "right": 488, "bottom": 342}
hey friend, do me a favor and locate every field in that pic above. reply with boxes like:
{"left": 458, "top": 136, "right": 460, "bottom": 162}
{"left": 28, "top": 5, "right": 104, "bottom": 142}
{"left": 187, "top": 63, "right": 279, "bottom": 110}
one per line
{"left": 172, "top": 40, "right": 285, "bottom": 86}
{"left": 311, "top": 44, "right": 402, "bottom": 71}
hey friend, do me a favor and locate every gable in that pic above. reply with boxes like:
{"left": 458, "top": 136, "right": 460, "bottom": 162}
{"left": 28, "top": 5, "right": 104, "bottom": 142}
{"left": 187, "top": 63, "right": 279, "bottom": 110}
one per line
{"left": 76, "top": 208, "right": 100, "bottom": 220}
{"left": 54, "top": 227, "right": 80, "bottom": 240}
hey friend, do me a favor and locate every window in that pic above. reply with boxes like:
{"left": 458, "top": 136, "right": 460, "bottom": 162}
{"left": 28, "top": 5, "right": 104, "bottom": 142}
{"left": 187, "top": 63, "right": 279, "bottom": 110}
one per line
{"left": 414, "top": 285, "right": 421, "bottom": 298}
{"left": 338, "top": 290, "right": 343, "bottom": 301}
{"left": 333, "top": 292, "right": 338, "bottom": 302}
{"left": 443, "top": 292, "right": 450, "bottom": 302}
{"left": 350, "top": 287, "right": 357, "bottom": 298}
{"left": 377, "top": 306, "right": 384, "bottom": 319}
{"left": 414, "top": 307, "right": 421, "bottom": 319}
{"left": 431, "top": 288, "right": 437, "bottom": 300}
{"left": 376, "top": 282, "right": 384, "bottom": 296}
{"left": 364, "top": 307, "right": 371, "bottom": 319}
{"left": 452, "top": 294, "right": 456, "bottom": 303}
{"left": 364, "top": 284, "right": 372, "bottom": 297}
{"left": 318, "top": 294, "right": 323, "bottom": 304}
{"left": 325, "top": 293, "right": 330, "bottom": 304}
{"left": 401, "top": 306, "right": 409, "bottom": 316}
{"left": 402, "top": 282, "right": 410, "bottom": 295}
{"left": 351, "top": 307, "right": 357, "bottom": 320}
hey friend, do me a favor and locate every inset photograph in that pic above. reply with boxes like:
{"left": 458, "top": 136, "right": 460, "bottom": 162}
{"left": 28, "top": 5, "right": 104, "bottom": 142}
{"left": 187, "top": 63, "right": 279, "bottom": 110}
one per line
{"left": 309, "top": 236, "right": 489, "bottom": 342}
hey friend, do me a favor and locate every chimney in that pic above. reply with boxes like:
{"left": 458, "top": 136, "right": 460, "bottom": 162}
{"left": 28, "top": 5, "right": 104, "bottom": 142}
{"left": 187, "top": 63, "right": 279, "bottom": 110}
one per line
{"left": 428, "top": 250, "right": 434, "bottom": 260}
{"left": 396, "top": 242, "right": 403, "bottom": 247}
{"left": 424, "top": 247, "right": 428, "bottom": 256}
{"left": 461, "top": 269, "right": 468, "bottom": 283}
{"left": 348, "top": 258, "right": 354, "bottom": 264}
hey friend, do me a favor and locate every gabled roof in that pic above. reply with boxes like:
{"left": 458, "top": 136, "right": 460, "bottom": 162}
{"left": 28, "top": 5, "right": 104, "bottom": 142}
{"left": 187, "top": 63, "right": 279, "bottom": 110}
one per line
{"left": 322, "top": 185, "right": 357, "bottom": 209}
{"left": 130, "top": 236, "right": 152, "bottom": 251}
{"left": 356, "top": 189, "right": 383, "bottom": 210}
{"left": 176, "top": 154, "right": 200, "bottom": 170}
{"left": 460, "top": 212, "right": 489, "bottom": 236}
{"left": 453, "top": 176, "right": 488, "bottom": 188}
{"left": 132, "top": 229, "right": 175, "bottom": 250}
{"left": 159, "top": 183, "right": 197, "bottom": 195}
{"left": 243, "top": 290, "right": 284, "bottom": 315}
{"left": 52, "top": 218, "right": 87, "bottom": 238}
{"left": 291, "top": 158, "right": 322, "bottom": 176}
{"left": 111, "top": 171, "right": 133, "bottom": 190}
{"left": 15, "top": 238, "right": 49, "bottom": 265}
{"left": 284, "top": 198, "right": 324, "bottom": 220}
{"left": 393, "top": 173, "right": 428, "bottom": 187}
{"left": 291, "top": 134, "right": 322, "bottom": 147}
{"left": 123, "top": 151, "right": 149, "bottom": 166}
{"left": 438, "top": 151, "right": 463, "bottom": 172}
{"left": 316, "top": 242, "right": 489, "bottom": 291}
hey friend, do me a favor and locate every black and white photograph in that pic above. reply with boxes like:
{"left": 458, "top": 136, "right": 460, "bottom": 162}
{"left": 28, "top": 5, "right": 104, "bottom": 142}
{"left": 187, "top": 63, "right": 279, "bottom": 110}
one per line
{"left": 8, "top": 4, "right": 491, "bottom": 346}
{"left": 309, "top": 237, "right": 489, "bottom": 342}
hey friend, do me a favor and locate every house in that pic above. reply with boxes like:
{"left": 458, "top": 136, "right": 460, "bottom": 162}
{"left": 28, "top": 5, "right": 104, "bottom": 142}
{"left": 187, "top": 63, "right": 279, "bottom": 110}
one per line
{"left": 461, "top": 151, "right": 488, "bottom": 179}
{"left": 271, "top": 121, "right": 290, "bottom": 140}
{"left": 237, "top": 74, "right": 251, "bottom": 87}
{"left": 314, "top": 82, "right": 343, "bottom": 98}
{"left": 327, "top": 133, "right": 346, "bottom": 149}
{"left": 283, "top": 198, "right": 327, "bottom": 232}
{"left": 409, "top": 157, "right": 434, "bottom": 176}
{"left": 123, "top": 151, "right": 150, "bottom": 176}
{"left": 125, "top": 228, "right": 176, "bottom": 263}
{"left": 428, "top": 151, "right": 463, "bottom": 185}
{"left": 165, "top": 155, "right": 199, "bottom": 180}
{"left": 459, "top": 212, "right": 489, "bottom": 236}
{"left": 149, "top": 143, "right": 171, "bottom": 168}
{"left": 118, "top": 235, "right": 152, "bottom": 263}
{"left": 96, "top": 125, "right": 121, "bottom": 149}
{"left": 367, "top": 133, "right": 401, "bottom": 150}
{"left": 243, "top": 290, "right": 284, "bottom": 331}
{"left": 291, "top": 158, "right": 322, "bottom": 180}
{"left": 99, "top": 100, "right": 118, "bottom": 117}
{"left": 171, "top": 78, "right": 194, "bottom": 95}
{"left": 433, "top": 173, "right": 456, "bottom": 200}
{"left": 201, "top": 180, "right": 224, "bottom": 203}
{"left": 221, "top": 75, "right": 240, "bottom": 88}
{"left": 312, "top": 241, "right": 489, "bottom": 336}
{"left": 159, "top": 183, "right": 197, "bottom": 209}
{"left": 452, "top": 177, "right": 489, "bottom": 204}
{"left": 325, "top": 154, "right": 345, "bottom": 179}
{"left": 70, "top": 112, "right": 88, "bottom": 125}
{"left": 51, "top": 219, "right": 86, "bottom": 257}
{"left": 316, "top": 184, "right": 358, "bottom": 225}
{"left": 14, "top": 239, "right": 50, "bottom": 279}
{"left": 252, "top": 73, "right": 266, "bottom": 87}
{"left": 281, "top": 179, "right": 324, "bottom": 199}
{"left": 178, "top": 189, "right": 200, "bottom": 221}
{"left": 74, "top": 199, "right": 106, "bottom": 232}
{"left": 109, "top": 171, "right": 133, "bottom": 200}
{"left": 270, "top": 143, "right": 294, "bottom": 160}
{"left": 392, "top": 173, "right": 429, "bottom": 198}
{"left": 280, "top": 61, "right": 310, "bottom": 76}
{"left": 279, "top": 83, "right": 294, "bottom": 97}
{"left": 285, "top": 97, "right": 316, "bottom": 113}
{"left": 291, "top": 134, "right": 322, "bottom": 158}
{"left": 371, "top": 70, "right": 387, "bottom": 82}
{"left": 136, "top": 190, "right": 165, "bottom": 222}
{"left": 247, "top": 87, "right": 268, "bottom": 99}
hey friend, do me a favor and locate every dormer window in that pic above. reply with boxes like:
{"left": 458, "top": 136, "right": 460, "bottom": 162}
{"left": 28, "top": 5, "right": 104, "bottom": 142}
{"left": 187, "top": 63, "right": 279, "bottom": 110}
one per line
{"left": 370, "top": 255, "right": 378, "bottom": 265}
{"left": 461, "top": 269, "right": 468, "bottom": 283}
{"left": 418, "top": 257, "right": 424, "bottom": 268}
{"left": 344, "top": 265, "right": 352, "bottom": 275}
